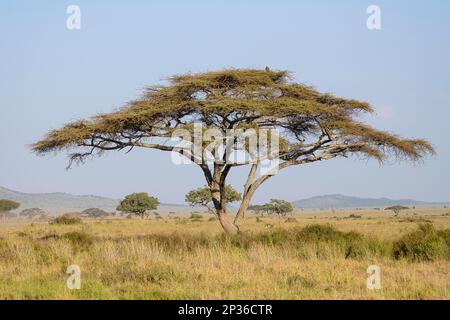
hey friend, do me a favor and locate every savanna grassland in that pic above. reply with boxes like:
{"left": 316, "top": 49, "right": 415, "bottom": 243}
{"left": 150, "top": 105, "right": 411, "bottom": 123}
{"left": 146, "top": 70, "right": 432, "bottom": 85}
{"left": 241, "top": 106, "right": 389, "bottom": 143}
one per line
{"left": 0, "top": 208, "right": 449, "bottom": 300}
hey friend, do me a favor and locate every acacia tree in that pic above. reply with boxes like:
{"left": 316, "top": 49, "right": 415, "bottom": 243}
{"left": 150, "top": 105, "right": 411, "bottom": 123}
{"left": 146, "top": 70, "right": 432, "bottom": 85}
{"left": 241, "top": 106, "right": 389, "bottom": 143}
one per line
{"left": 0, "top": 199, "right": 20, "bottom": 212}
{"left": 385, "top": 205, "right": 409, "bottom": 217}
{"left": 0, "top": 199, "right": 20, "bottom": 220}
{"left": 19, "top": 208, "right": 46, "bottom": 219}
{"left": 266, "top": 199, "right": 294, "bottom": 219}
{"left": 185, "top": 184, "right": 241, "bottom": 214}
{"left": 248, "top": 204, "right": 271, "bottom": 217}
{"left": 32, "top": 69, "right": 434, "bottom": 233}
{"left": 116, "top": 192, "right": 159, "bottom": 218}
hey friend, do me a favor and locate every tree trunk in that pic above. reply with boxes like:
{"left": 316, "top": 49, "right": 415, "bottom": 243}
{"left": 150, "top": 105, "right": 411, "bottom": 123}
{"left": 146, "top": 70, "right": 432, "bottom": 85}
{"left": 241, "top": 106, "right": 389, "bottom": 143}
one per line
{"left": 234, "top": 193, "right": 252, "bottom": 226}
{"left": 217, "top": 210, "right": 239, "bottom": 234}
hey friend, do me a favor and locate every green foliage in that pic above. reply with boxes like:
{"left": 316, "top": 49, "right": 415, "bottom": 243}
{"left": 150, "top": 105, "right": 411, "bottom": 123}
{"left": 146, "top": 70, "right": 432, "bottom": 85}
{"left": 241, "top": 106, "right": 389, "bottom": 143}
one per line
{"left": 51, "top": 214, "right": 82, "bottom": 225}
{"left": 264, "top": 199, "right": 294, "bottom": 217}
{"left": 190, "top": 213, "right": 203, "bottom": 221}
{"left": 0, "top": 199, "right": 20, "bottom": 212}
{"left": 116, "top": 193, "right": 159, "bottom": 217}
{"left": 217, "top": 224, "right": 388, "bottom": 259}
{"left": 185, "top": 187, "right": 212, "bottom": 207}
{"left": 250, "top": 199, "right": 293, "bottom": 218}
{"left": 32, "top": 69, "right": 435, "bottom": 167}
{"left": 62, "top": 231, "right": 94, "bottom": 251}
{"left": 31, "top": 69, "right": 435, "bottom": 233}
{"left": 393, "top": 224, "right": 449, "bottom": 261}
{"left": 437, "top": 229, "right": 450, "bottom": 246}
{"left": 248, "top": 204, "right": 269, "bottom": 215}
{"left": 185, "top": 185, "right": 241, "bottom": 209}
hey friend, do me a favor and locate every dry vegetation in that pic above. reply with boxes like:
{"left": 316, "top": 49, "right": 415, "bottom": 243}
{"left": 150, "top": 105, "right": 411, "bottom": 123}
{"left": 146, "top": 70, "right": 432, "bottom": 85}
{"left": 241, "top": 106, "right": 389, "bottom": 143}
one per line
{"left": 0, "top": 208, "right": 449, "bottom": 300}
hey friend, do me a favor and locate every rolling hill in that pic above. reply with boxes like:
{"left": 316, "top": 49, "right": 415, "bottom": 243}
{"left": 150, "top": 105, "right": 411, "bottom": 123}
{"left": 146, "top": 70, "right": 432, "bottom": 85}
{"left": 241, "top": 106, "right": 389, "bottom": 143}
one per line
{"left": 2, "top": 186, "right": 447, "bottom": 213}
{"left": 0, "top": 186, "right": 192, "bottom": 214}
{"left": 293, "top": 194, "right": 449, "bottom": 209}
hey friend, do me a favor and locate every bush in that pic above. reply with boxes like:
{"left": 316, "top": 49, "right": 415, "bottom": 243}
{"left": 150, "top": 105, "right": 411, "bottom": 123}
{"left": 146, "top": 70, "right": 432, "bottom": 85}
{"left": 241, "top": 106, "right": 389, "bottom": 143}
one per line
{"left": 293, "top": 224, "right": 387, "bottom": 259}
{"left": 393, "top": 224, "right": 449, "bottom": 262}
{"left": 51, "top": 214, "right": 82, "bottom": 225}
{"left": 190, "top": 213, "right": 203, "bottom": 221}
{"left": 222, "top": 224, "right": 388, "bottom": 259}
{"left": 437, "top": 229, "right": 450, "bottom": 246}
{"left": 62, "top": 231, "right": 94, "bottom": 251}
{"left": 0, "top": 199, "right": 20, "bottom": 212}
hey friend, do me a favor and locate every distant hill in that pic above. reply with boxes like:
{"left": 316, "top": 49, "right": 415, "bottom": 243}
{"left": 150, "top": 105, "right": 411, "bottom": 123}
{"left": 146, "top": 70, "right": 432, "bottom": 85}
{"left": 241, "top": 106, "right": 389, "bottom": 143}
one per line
{"left": 0, "top": 186, "right": 192, "bottom": 214}
{"left": 293, "top": 194, "right": 449, "bottom": 209}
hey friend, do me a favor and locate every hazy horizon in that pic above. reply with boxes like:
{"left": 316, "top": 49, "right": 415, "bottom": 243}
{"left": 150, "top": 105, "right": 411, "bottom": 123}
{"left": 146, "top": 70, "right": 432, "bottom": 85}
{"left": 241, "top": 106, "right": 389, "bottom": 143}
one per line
{"left": 1, "top": 185, "right": 449, "bottom": 206}
{"left": 1, "top": 1, "right": 449, "bottom": 204}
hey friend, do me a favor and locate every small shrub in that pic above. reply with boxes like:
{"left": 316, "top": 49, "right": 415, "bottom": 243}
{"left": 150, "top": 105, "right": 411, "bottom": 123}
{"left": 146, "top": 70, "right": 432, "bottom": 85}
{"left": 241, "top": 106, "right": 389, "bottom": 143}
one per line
{"left": 62, "top": 231, "right": 94, "bottom": 251}
{"left": 190, "top": 213, "right": 203, "bottom": 221}
{"left": 348, "top": 214, "right": 362, "bottom": 219}
{"left": 295, "top": 224, "right": 347, "bottom": 242}
{"left": 208, "top": 216, "right": 217, "bottom": 221}
{"left": 437, "top": 229, "right": 450, "bottom": 246}
{"left": 51, "top": 214, "right": 82, "bottom": 225}
{"left": 393, "top": 224, "right": 448, "bottom": 262}
{"left": 258, "top": 229, "right": 291, "bottom": 246}
{"left": 293, "top": 224, "right": 387, "bottom": 259}
{"left": 31, "top": 242, "right": 58, "bottom": 264}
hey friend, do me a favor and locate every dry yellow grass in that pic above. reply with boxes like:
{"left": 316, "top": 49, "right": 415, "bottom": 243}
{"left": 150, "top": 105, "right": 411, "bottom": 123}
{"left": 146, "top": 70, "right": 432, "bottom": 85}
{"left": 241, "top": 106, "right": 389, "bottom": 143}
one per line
{"left": 0, "top": 209, "right": 449, "bottom": 300}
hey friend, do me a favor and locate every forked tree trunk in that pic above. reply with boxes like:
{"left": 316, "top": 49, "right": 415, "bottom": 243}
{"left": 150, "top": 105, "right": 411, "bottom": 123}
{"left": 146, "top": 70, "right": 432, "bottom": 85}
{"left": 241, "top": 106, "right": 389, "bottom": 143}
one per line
{"left": 234, "top": 194, "right": 252, "bottom": 225}
{"left": 217, "top": 210, "right": 239, "bottom": 234}
{"left": 209, "top": 176, "right": 240, "bottom": 234}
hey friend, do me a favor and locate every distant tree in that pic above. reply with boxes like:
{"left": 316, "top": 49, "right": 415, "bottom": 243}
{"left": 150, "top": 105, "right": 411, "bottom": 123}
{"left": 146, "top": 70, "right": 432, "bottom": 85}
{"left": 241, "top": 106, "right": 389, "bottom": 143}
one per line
{"left": 82, "top": 208, "right": 109, "bottom": 218}
{"left": 248, "top": 204, "right": 272, "bottom": 217}
{"left": 116, "top": 193, "right": 159, "bottom": 218}
{"left": 185, "top": 185, "right": 241, "bottom": 215}
{"left": 19, "top": 208, "right": 46, "bottom": 219}
{"left": 385, "top": 205, "right": 409, "bottom": 216}
{"left": 0, "top": 199, "right": 20, "bottom": 213}
{"left": 266, "top": 199, "right": 294, "bottom": 219}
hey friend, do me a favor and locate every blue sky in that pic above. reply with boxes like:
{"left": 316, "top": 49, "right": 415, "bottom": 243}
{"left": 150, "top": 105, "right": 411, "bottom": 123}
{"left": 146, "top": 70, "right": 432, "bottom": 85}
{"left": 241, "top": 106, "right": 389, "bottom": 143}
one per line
{"left": 1, "top": 1, "right": 449, "bottom": 203}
